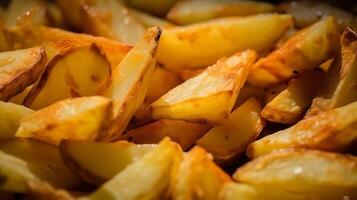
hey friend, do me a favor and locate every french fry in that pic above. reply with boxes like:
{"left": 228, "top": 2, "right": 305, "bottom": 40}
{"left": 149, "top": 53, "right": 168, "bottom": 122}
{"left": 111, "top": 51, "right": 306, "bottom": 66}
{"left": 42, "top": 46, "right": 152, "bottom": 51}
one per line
{"left": 0, "top": 101, "right": 32, "bottom": 140}
{"left": 16, "top": 96, "right": 112, "bottom": 146}
{"left": 126, "top": 0, "right": 177, "bottom": 17}
{"left": 264, "top": 82, "right": 288, "bottom": 104}
{"left": 123, "top": 119, "right": 210, "bottom": 150}
{"left": 99, "top": 27, "right": 160, "bottom": 141}
{"left": 196, "top": 98, "right": 264, "bottom": 164}
{"left": 151, "top": 50, "right": 256, "bottom": 124}
{"left": 130, "top": 9, "right": 175, "bottom": 29}
{"left": 234, "top": 84, "right": 265, "bottom": 107}
{"left": 172, "top": 146, "right": 231, "bottom": 200}
{"left": 248, "top": 101, "right": 357, "bottom": 158}
{"left": 167, "top": 0, "right": 276, "bottom": 25}
{"left": 176, "top": 68, "right": 205, "bottom": 81}
{"left": 80, "top": 138, "right": 182, "bottom": 200}
{"left": 248, "top": 17, "right": 340, "bottom": 86}
{"left": 0, "top": 46, "right": 46, "bottom": 101}
{"left": 235, "top": 149, "right": 357, "bottom": 199}
{"left": 156, "top": 14, "right": 292, "bottom": 69}
{"left": 60, "top": 140, "right": 155, "bottom": 185}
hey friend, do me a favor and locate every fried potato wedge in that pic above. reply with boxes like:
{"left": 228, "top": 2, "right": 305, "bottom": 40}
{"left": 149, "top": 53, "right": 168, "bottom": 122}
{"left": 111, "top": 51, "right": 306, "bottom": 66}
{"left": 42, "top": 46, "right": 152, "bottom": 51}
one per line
{"left": 279, "top": 0, "right": 357, "bottom": 30}
{"left": 57, "top": 0, "right": 145, "bottom": 44}
{"left": 248, "top": 101, "right": 357, "bottom": 158}
{"left": 0, "top": 46, "right": 46, "bottom": 101}
{"left": 261, "top": 70, "right": 323, "bottom": 124}
{"left": 234, "top": 84, "right": 265, "bottom": 108}
{"left": 80, "top": 138, "right": 182, "bottom": 200}
{"left": 307, "top": 28, "right": 357, "bottom": 116}
{"left": 123, "top": 119, "right": 210, "bottom": 150}
{"left": 0, "top": 101, "right": 32, "bottom": 140}
{"left": 23, "top": 44, "right": 111, "bottom": 110}
{"left": 99, "top": 27, "right": 160, "bottom": 141}
{"left": 152, "top": 50, "right": 256, "bottom": 124}
{"left": 16, "top": 96, "right": 112, "bottom": 146}
{"left": 248, "top": 17, "right": 340, "bottom": 86}
{"left": 126, "top": 0, "right": 177, "bottom": 16}
{"left": 234, "top": 149, "right": 357, "bottom": 199}
{"left": 0, "top": 139, "right": 82, "bottom": 191}
{"left": 156, "top": 14, "right": 292, "bottom": 69}
{"left": 172, "top": 146, "right": 231, "bottom": 200}
{"left": 60, "top": 140, "right": 155, "bottom": 185}
{"left": 167, "top": 0, "right": 276, "bottom": 25}
{"left": 130, "top": 9, "right": 174, "bottom": 29}
{"left": 176, "top": 68, "right": 205, "bottom": 81}
{"left": 196, "top": 98, "right": 264, "bottom": 163}
{"left": 5, "top": 25, "right": 131, "bottom": 68}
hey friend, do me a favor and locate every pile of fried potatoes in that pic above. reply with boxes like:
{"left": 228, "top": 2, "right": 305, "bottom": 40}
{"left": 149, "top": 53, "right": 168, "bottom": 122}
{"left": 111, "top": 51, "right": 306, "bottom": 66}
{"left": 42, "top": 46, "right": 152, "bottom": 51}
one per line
{"left": 0, "top": 0, "right": 357, "bottom": 199}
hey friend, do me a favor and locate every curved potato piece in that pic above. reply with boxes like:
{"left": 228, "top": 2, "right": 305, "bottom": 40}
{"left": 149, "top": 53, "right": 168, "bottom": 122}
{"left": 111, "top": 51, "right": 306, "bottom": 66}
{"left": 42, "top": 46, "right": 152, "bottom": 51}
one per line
{"left": 248, "top": 101, "right": 357, "bottom": 158}
{"left": 196, "top": 98, "right": 264, "bottom": 164}
{"left": 234, "top": 149, "right": 357, "bottom": 199}
{"left": 0, "top": 47, "right": 46, "bottom": 101}
{"left": 0, "top": 101, "right": 32, "bottom": 140}
{"left": 156, "top": 14, "right": 292, "bottom": 69}
{"left": 23, "top": 44, "right": 111, "bottom": 110}
{"left": 248, "top": 17, "right": 340, "bottom": 86}
{"left": 5, "top": 25, "right": 131, "bottom": 68}
{"left": 167, "top": 0, "right": 276, "bottom": 25}
{"left": 60, "top": 140, "right": 155, "bottom": 185}
{"left": 261, "top": 70, "right": 323, "bottom": 124}
{"left": 123, "top": 119, "right": 210, "bottom": 150}
{"left": 151, "top": 50, "right": 256, "bottom": 124}
{"left": 99, "top": 27, "right": 160, "bottom": 141}
{"left": 127, "top": 0, "right": 177, "bottom": 16}
{"left": 80, "top": 138, "right": 182, "bottom": 200}
{"left": 16, "top": 96, "right": 112, "bottom": 146}
{"left": 0, "top": 139, "right": 82, "bottom": 191}
{"left": 56, "top": 0, "right": 145, "bottom": 44}
{"left": 130, "top": 9, "right": 174, "bottom": 29}
{"left": 173, "top": 146, "right": 231, "bottom": 200}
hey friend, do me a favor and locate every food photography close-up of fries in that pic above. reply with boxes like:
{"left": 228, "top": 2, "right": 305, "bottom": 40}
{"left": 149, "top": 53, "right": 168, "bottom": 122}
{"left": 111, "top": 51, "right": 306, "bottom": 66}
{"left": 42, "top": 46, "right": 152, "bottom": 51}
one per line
{"left": 0, "top": 0, "right": 357, "bottom": 199}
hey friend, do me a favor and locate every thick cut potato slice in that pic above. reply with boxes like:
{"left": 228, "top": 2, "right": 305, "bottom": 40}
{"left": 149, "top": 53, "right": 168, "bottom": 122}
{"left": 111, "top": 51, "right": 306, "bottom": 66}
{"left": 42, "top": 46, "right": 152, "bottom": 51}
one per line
{"left": 99, "top": 27, "right": 160, "bottom": 141}
{"left": 151, "top": 50, "right": 256, "bottom": 124}
{"left": 167, "top": 0, "right": 276, "bottom": 25}
{"left": 248, "top": 17, "right": 340, "bottom": 86}
{"left": 234, "top": 149, "right": 357, "bottom": 199}
{"left": 173, "top": 146, "right": 231, "bottom": 200}
{"left": 60, "top": 140, "right": 155, "bottom": 185}
{"left": 0, "top": 101, "right": 32, "bottom": 140}
{"left": 56, "top": 0, "right": 145, "bottom": 44}
{"left": 156, "top": 14, "right": 292, "bottom": 69}
{"left": 261, "top": 70, "right": 323, "bottom": 124}
{"left": 0, "top": 139, "right": 81, "bottom": 191}
{"left": 307, "top": 28, "right": 357, "bottom": 116}
{"left": 130, "top": 9, "right": 174, "bottom": 29}
{"left": 5, "top": 25, "right": 131, "bottom": 68}
{"left": 0, "top": 47, "right": 46, "bottom": 101}
{"left": 176, "top": 68, "right": 205, "bottom": 81}
{"left": 248, "top": 101, "right": 357, "bottom": 158}
{"left": 23, "top": 44, "right": 111, "bottom": 110}
{"left": 126, "top": 0, "right": 177, "bottom": 16}
{"left": 196, "top": 98, "right": 264, "bottom": 163}
{"left": 16, "top": 96, "right": 112, "bottom": 146}
{"left": 80, "top": 138, "right": 182, "bottom": 200}
{"left": 122, "top": 119, "right": 210, "bottom": 150}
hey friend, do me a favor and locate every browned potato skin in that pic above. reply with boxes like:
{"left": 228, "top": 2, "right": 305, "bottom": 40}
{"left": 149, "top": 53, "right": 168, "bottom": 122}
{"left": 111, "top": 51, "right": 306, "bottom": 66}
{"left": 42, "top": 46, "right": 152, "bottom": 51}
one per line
{"left": 0, "top": 47, "right": 46, "bottom": 101}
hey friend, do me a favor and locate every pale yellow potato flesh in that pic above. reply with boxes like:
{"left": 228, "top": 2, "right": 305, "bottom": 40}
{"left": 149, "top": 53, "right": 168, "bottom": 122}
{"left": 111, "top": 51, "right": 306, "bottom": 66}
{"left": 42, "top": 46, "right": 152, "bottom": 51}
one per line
{"left": 0, "top": 139, "right": 82, "bottom": 191}
{"left": 56, "top": 0, "right": 145, "bottom": 44}
{"left": 127, "top": 0, "right": 177, "bottom": 16}
{"left": 152, "top": 50, "right": 256, "bottom": 124}
{"left": 16, "top": 96, "right": 112, "bottom": 146}
{"left": 59, "top": 140, "right": 155, "bottom": 185}
{"left": 122, "top": 119, "right": 210, "bottom": 150}
{"left": 196, "top": 98, "right": 264, "bottom": 163}
{"left": 130, "top": 9, "right": 175, "bottom": 29}
{"left": 0, "top": 46, "right": 47, "bottom": 101}
{"left": 234, "top": 84, "right": 266, "bottom": 107}
{"left": 23, "top": 44, "right": 111, "bottom": 110}
{"left": 248, "top": 17, "right": 340, "bottom": 86}
{"left": 248, "top": 101, "right": 357, "bottom": 158}
{"left": 156, "top": 14, "right": 292, "bottom": 69}
{"left": 167, "top": 0, "right": 276, "bottom": 25}
{"left": 173, "top": 146, "right": 231, "bottom": 200}
{"left": 234, "top": 149, "right": 357, "bottom": 199}
{"left": 0, "top": 101, "right": 32, "bottom": 140}
{"left": 80, "top": 138, "right": 182, "bottom": 200}
{"left": 99, "top": 27, "right": 160, "bottom": 141}
{"left": 261, "top": 70, "right": 323, "bottom": 124}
